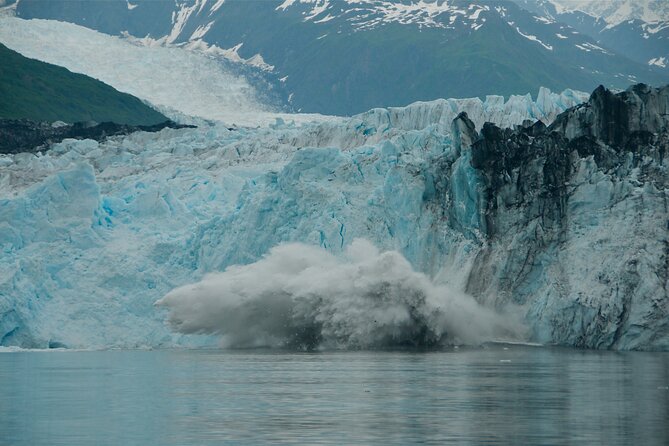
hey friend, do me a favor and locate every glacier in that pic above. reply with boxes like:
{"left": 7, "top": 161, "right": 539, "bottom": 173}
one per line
{"left": 6, "top": 78, "right": 668, "bottom": 349}
{"left": 0, "top": 81, "right": 593, "bottom": 349}
{"left": 0, "top": 16, "right": 329, "bottom": 127}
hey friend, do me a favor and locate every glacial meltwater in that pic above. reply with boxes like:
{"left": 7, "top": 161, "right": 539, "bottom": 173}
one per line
{"left": 1, "top": 347, "right": 667, "bottom": 445}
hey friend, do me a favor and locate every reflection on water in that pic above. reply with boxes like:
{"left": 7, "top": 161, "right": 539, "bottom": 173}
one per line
{"left": 0, "top": 347, "right": 667, "bottom": 445}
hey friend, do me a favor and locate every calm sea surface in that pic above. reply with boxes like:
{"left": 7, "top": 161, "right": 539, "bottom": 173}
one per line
{"left": 0, "top": 346, "right": 667, "bottom": 445}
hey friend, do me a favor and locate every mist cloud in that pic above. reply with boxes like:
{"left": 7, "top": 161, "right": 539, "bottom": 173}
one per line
{"left": 156, "top": 239, "right": 524, "bottom": 349}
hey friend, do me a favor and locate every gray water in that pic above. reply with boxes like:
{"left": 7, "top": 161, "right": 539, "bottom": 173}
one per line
{"left": 0, "top": 346, "right": 667, "bottom": 445}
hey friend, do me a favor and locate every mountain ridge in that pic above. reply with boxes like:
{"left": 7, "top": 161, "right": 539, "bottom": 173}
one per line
{"left": 14, "top": 0, "right": 668, "bottom": 116}
{"left": 0, "top": 42, "right": 167, "bottom": 125}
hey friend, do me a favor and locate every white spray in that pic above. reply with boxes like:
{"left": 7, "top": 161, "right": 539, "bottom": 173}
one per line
{"left": 156, "top": 239, "right": 524, "bottom": 349}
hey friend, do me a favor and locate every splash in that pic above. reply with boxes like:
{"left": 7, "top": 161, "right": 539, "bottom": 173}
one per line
{"left": 156, "top": 239, "right": 524, "bottom": 349}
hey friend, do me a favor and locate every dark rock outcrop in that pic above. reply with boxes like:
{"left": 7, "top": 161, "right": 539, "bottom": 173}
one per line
{"left": 0, "top": 119, "right": 195, "bottom": 154}
{"left": 456, "top": 83, "right": 669, "bottom": 350}
{"left": 463, "top": 84, "right": 669, "bottom": 239}
{"left": 551, "top": 83, "right": 669, "bottom": 147}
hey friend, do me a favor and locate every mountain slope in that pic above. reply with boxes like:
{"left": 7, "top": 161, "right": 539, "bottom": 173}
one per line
{"left": 0, "top": 43, "right": 167, "bottom": 125}
{"left": 514, "top": 0, "right": 669, "bottom": 73}
{"left": 0, "top": 17, "right": 324, "bottom": 127}
{"left": 545, "top": 0, "right": 669, "bottom": 25}
{"left": 15, "top": 0, "right": 668, "bottom": 116}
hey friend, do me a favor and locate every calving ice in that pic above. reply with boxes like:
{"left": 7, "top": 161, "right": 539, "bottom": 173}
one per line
{"left": 1, "top": 77, "right": 667, "bottom": 350}
{"left": 0, "top": 78, "right": 586, "bottom": 349}
{"left": 156, "top": 239, "right": 523, "bottom": 348}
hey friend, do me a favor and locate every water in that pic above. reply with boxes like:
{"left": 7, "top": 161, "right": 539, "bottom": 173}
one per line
{"left": 0, "top": 347, "right": 667, "bottom": 445}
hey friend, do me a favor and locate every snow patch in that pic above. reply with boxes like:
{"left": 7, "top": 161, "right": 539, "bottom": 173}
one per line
{"left": 575, "top": 42, "right": 611, "bottom": 54}
{"left": 515, "top": 27, "right": 553, "bottom": 51}
{"left": 189, "top": 21, "right": 214, "bottom": 40}
{"left": 304, "top": 0, "right": 331, "bottom": 21}
{"left": 210, "top": 0, "right": 226, "bottom": 14}
{"left": 277, "top": 0, "right": 485, "bottom": 31}
{"left": 468, "top": 7, "right": 484, "bottom": 21}
{"left": 534, "top": 15, "right": 554, "bottom": 24}
{"left": 643, "top": 21, "right": 669, "bottom": 34}
{"left": 276, "top": 0, "right": 297, "bottom": 11}
{"left": 547, "top": 0, "right": 669, "bottom": 27}
{"left": 648, "top": 57, "right": 667, "bottom": 68}
{"left": 167, "top": 0, "right": 206, "bottom": 43}
{"left": 245, "top": 53, "right": 274, "bottom": 72}
{"left": 314, "top": 13, "right": 335, "bottom": 23}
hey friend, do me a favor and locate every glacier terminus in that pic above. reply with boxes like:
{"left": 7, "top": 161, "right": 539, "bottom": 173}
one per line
{"left": 1, "top": 81, "right": 667, "bottom": 351}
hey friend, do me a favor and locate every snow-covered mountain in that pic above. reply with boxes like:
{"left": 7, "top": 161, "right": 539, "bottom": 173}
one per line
{"left": 15, "top": 0, "right": 668, "bottom": 115}
{"left": 514, "top": 0, "right": 669, "bottom": 72}
{"left": 546, "top": 0, "right": 669, "bottom": 26}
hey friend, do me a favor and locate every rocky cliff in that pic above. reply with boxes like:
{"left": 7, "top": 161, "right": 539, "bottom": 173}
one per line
{"left": 457, "top": 84, "right": 668, "bottom": 349}
{"left": 0, "top": 119, "right": 195, "bottom": 154}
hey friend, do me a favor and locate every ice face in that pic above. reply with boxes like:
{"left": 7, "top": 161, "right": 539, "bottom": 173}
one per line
{"left": 0, "top": 85, "right": 588, "bottom": 349}
{"left": 0, "top": 122, "right": 429, "bottom": 348}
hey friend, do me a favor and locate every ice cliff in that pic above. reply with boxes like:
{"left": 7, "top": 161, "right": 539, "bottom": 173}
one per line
{"left": 466, "top": 84, "right": 669, "bottom": 349}
{"left": 1, "top": 84, "right": 666, "bottom": 350}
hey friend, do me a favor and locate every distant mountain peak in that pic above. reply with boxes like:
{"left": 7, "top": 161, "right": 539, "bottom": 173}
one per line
{"left": 12, "top": 0, "right": 669, "bottom": 116}
{"left": 546, "top": 0, "right": 669, "bottom": 26}
{"left": 260, "top": 0, "right": 492, "bottom": 32}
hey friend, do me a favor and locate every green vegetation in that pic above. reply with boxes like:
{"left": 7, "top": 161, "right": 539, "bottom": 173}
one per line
{"left": 0, "top": 43, "right": 166, "bottom": 125}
